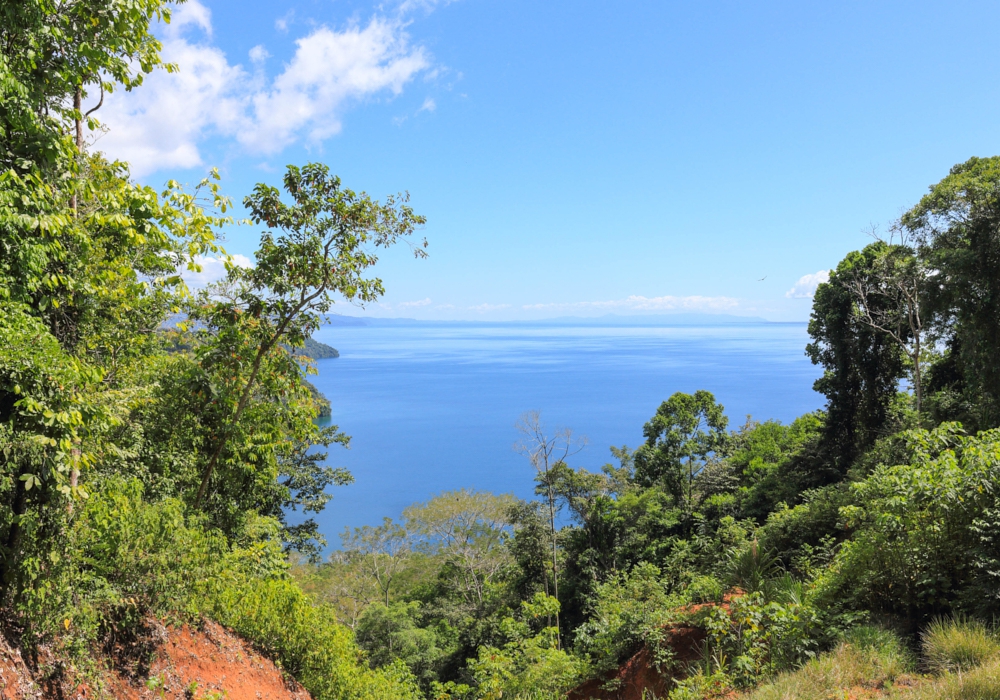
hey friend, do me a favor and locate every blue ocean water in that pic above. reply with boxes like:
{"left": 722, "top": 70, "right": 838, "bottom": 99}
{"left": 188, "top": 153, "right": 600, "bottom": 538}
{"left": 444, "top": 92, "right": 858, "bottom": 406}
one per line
{"left": 306, "top": 321, "right": 823, "bottom": 544}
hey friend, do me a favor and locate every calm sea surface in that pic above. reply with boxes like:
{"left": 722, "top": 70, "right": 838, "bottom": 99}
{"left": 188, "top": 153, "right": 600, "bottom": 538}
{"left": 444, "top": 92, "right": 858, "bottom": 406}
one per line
{"left": 306, "top": 321, "right": 822, "bottom": 544}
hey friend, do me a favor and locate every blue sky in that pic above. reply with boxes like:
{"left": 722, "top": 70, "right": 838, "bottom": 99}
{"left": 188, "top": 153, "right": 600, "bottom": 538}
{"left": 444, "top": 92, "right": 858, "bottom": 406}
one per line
{"left": 98, "top": 0, "right": 1000, "bottom": 321}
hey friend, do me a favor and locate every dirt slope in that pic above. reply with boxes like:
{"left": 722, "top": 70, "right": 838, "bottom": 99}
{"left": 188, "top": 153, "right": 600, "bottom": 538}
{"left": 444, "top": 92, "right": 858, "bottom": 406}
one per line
{"left": 4, "top": 621, "right": 311, "bottom": 700}
{"left": 0, "top": 633, "right": 41, "bottom": 700}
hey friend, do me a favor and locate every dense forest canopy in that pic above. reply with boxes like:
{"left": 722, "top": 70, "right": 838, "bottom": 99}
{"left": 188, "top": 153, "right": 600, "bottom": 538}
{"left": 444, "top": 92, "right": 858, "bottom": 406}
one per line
{"left": 4, "top": 1, "right": 1000, "bottom": 699}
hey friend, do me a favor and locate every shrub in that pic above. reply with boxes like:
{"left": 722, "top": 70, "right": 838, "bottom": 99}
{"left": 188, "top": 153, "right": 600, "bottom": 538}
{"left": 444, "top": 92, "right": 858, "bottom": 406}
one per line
{"left": 696, "top": 591, "right": 821, "bottom": 688}
{"left": 812, "top": 425, "right": 1000, "bottom": 619}
{"left": 923, "top": 617, "right": 1000, "bottom": 674}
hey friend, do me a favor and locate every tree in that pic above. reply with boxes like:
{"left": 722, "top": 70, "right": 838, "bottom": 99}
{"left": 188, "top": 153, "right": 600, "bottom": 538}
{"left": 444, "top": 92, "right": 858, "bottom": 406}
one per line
{"left": 340, "top": 517, "right": 411, "bottom": 607}
{"left": 902, "top": 156, "right": 1000, "bottom": 428}
{"left": 634, "top": 390, "right": 728, "bottom": 517}
{"left": 842, "top": 233, "right": 928, "bottom": 415}
{"left": 515, "top": 412, "right": 586, "bottom": 647}
{"left": 0, "top": 0, "right": 175, "bottom": 171}
{"left": 403, "top": 489, "right": 517, "bottom": 608}
{"left": 190, "top": 163, "right": 426, "bottom": 508}
{"left": 807, "top": 248, "right": 907, "bottom": 476}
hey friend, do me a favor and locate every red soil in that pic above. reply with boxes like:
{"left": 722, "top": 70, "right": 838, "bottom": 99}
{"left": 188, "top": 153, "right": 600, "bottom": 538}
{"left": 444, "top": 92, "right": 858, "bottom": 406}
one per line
{"left": 568, "top": 626, "right": 707, "bottom": 700}
{"left": 569, "top": 594, "right": 743, "bottom": 700}
{"left": 8, "top": 621, "right": 311, "bottom": 700}
{"left": 0, "top": 633, "right": 41, "bottom": 700}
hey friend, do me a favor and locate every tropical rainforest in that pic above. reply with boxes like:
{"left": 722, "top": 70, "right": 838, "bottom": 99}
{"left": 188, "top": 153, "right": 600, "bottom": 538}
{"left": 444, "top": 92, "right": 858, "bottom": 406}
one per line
{"left": 5, "top": 1, "right": 1000, "bottom": 699}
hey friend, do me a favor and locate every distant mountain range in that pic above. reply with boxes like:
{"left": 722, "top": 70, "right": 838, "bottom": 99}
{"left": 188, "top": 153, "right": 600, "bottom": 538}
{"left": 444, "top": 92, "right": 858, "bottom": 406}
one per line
{"left": 323, "top": 312, "right": 780, "bottom": 327}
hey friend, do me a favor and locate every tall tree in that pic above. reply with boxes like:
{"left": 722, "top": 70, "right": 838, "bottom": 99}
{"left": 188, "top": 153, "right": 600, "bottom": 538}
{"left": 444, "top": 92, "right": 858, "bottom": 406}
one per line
{"left": 190, "top": 163, "right": 426, "bottom": 509}
{"left": 902, "top": 155, "right": 1000, "bottom": 429}
{"left": 403, "top": 489, "right": 517, "bottom": 608}
{"left": 807, "top": 247, "right": 907, "bottom": 476}
{"left": 634, "top": 390, "right": 728, "bottom": 518}
{"left": 515, "top": 412, "right": 586, "bottom": 647}
{"left": 341, "top": 518, "right": 411, "bottom": 607}
{"left": 842, "top": 234, "right": 928, "bottom": 416}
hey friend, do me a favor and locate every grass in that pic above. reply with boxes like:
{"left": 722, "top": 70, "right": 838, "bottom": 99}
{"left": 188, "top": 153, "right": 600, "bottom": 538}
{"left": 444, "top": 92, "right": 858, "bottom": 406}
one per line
{"left": 741, "top": 619, "right": 1000, "bottom": 700}
{"left": 745, "top": 625, "right": 914, "bottom": 700}
{"left": 922, "top": 617, "right": 1000, "bottom": 675}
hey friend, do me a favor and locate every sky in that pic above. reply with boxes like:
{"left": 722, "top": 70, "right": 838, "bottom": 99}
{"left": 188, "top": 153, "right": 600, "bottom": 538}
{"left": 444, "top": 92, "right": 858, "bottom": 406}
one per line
{"left": 96, "top": 0, "right": 1000, "bottom": 322}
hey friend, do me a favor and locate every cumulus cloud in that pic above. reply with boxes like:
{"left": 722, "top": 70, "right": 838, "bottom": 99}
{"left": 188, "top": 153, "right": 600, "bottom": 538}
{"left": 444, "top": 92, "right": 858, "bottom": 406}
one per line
{"left": 785, "top": 271, "right": 831, "bottom": 299}
{"left": 97, "top": 3, "right": 247, "bottom": 175}
{"left": 523, "top": 295, "right": 741, "bottom": 313}
{"left": 97, "top": 1, "right": 430, "bottom": 174}
{"left": 180, "top": 254, "right": 253, "bottom": 288}
{"left": 242, "top": 19, "right": 429, "bottom": 153}
{"left": 418, "top": 97, "right": 436, "bottom": 113}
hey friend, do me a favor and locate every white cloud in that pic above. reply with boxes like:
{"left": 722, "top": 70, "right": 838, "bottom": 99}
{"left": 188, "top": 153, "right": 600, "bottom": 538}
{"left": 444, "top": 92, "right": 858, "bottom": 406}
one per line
{"left": 418, "top": 97, "right": 436, "bottom": 113}
{"left": 97, "top": 2, "right": 249, "bottom": 175}
{"left": 522, "top": 295, "right": 741, "bottom": 313}
{"left": 275, "top": 11, "right": 293, "bottom": 33}
{"left": 397, "top": 0, "right": 461, "bottom": 14}
{"left": 97, "top": 2, "right": 431, "bottom": 174}
{"left": 242, "top": 19, "right": 429, "bottom": 153}
{"left": 169, "top": 0, "right": 212, "bottom": 36}
{"left": 470, "top": 303, "right": 511, "bottom": 313}
{"left": 248, "top": 45, "right": 270, "bottom": 64}
{"left": 180, "top": 254, "right": 253, "bottom": 288}
{"left": 398, "top": 297, "right": 432, "bottom": 308}
{"left": 785, "top": 270, "right": 830, "bottom": 299}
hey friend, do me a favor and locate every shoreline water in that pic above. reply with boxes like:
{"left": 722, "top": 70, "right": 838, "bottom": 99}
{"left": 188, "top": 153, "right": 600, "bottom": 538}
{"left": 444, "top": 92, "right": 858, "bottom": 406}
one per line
{"left": 301, "top": 320, "right": 823, "bottom": 548}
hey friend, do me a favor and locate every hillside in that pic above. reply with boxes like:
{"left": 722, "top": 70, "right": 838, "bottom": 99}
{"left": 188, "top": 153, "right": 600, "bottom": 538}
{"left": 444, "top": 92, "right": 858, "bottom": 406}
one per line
{"left": 287, "top": 337, "right": 340, "bottom": 359}
{"left": 6, "top": 3, "right": 1000, "bottom": 700}
{"left": 0, "top": 621, "right": 312, "bottom": 700}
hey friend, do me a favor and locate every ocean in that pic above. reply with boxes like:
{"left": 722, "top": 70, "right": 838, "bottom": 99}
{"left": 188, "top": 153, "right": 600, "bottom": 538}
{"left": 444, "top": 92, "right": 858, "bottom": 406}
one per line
{"left": 306, "top": 320, "right": 823, "bottom": 545}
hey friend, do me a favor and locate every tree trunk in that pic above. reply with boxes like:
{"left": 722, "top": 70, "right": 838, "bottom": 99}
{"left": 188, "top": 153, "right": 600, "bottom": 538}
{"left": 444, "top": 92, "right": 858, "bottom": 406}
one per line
{"left": 544, "top": 468, "right": 561, "bottom": 649}
{"left": 70, "top": 86, "right": 82, "bottom": 215}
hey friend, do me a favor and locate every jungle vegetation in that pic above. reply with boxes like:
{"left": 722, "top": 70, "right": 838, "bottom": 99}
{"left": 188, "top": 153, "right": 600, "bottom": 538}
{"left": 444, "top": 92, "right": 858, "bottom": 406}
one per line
{"left": 5, "top": 1, "right": 1000, "bottom": 699}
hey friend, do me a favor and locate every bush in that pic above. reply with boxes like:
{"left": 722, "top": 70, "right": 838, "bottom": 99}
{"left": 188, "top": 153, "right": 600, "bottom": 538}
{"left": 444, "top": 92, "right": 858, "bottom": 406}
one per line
{"left": 572, "top": 563, "right": 681, "bottom": 667}
{"left": 696, "top": 591, "right": 821, "bottom": 688}
{"left": 923, "top": 617, "right": 1000, "bottom": 674}
{"left": 813, "top": 425, "right": 1000, "bottom": 619}
{"left": 468, "top": 594, "right": 587, "bottom": 700}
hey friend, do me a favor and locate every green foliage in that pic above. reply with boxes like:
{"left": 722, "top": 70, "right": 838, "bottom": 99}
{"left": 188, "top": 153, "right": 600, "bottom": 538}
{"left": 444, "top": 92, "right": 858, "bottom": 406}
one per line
{"left": 572, "top": 562, "right": 681, "bottom": 668}
{"left": 466, "top": 594, "right": 587, "bottom": 700}
{"left": 0, "top": 0, "right": 174, "bottom": 170}
{"left": 807, "top": 243, "right": 909, "bottom": 478}
{"left": 814, "top": 424, "right": 1000, "bottom": 619}
{"left": 204, "top": 578, "right": 421, "bottom": 700}
{"left": 904, "top": 156, "right": 1000, "bottom": 429}
{"left": 355, "top": 602, "right": 451, "bottom": 690}
{"left": 724, "top": 413, "right": 824, "bottom": 520}
{"left": 696, "top": 591, "right": 821, "bottom": 688}
{"left": 634, "top": 391, "right": 728, "bottom": 514}
{"left": 922, "top": 617, "right": 1000, "bottom": 674}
